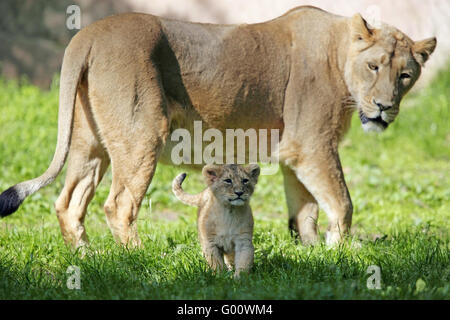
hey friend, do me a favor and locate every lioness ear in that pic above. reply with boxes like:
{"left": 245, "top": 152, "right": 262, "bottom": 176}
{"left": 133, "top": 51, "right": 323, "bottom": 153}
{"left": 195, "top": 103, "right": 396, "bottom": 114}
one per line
{"left": 246, "top": 164, "right": 260, "bottom": 181}
{"left": 350, "top": 13, "right": 373, "bottom": 42}
{"left": 413, "top": 37, "right": 437, "bottom": 66}
{"left": 202, "top": 164, "right": 222, "bottom": 185}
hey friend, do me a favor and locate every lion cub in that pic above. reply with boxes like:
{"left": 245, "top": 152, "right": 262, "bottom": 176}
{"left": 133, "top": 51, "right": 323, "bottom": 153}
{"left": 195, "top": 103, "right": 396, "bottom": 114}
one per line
{"left": 172, "top": 164, "right": 260, "bottom": 278}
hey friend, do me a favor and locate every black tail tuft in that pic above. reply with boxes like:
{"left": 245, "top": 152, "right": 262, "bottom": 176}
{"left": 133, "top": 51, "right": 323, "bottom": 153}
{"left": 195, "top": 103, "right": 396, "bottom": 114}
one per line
{"left": 180, "top": 173, "right": 187, "bottom": 182}
{"left": 0, "top": 187, "right": 23, "bottom": 217}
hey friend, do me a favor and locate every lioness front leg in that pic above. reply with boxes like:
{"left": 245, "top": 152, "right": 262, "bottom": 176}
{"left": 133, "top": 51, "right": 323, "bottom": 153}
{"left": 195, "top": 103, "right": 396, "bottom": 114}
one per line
{"left": 281, "top": 164, "right": 319, "bottom": 245}
{"left": 287, "top": 147, "right": 353, "bottom": 245}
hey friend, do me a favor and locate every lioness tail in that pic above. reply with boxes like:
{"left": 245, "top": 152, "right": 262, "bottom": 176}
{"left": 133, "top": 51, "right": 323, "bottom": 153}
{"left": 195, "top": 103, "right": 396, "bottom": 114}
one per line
{"left": 0, "top": 37, "right": 91, "bottom": 217}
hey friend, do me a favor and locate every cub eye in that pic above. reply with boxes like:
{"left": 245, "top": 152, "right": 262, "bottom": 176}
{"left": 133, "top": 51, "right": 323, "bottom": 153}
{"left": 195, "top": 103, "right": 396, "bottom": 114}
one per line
{"left": 400, "top": 73, "right": 411, "bottom": 79}
{"left": 368, "top": 63, "right": 379, "bottom": 71}
{"left": 224, "top": 179, "right": 232, "bottom": 184}
{"left": 242, "top": 179, "right": 249, "bottom": 184}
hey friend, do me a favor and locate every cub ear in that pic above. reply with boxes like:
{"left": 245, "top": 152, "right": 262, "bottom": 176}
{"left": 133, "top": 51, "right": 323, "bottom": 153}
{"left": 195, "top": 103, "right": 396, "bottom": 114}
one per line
{"left": 413, "top": 37, "right": 437, "bottom": 66}
{"left": 350, "top": 13, "right": 373, "bottom": 42}
{"left": 202, "top": 164, "right": 222, "bottom": 185}
{"left": 246, "top": 164, "right": 260, "bottom": 181}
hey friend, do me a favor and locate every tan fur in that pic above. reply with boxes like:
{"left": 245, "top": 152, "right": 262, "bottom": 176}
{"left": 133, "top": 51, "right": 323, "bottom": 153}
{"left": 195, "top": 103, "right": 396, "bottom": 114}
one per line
{"left": 172, "top": 164, "right": 260, "bottom": 277}
{"left": 0, "top": 6, "right": 436, "bottom": 248}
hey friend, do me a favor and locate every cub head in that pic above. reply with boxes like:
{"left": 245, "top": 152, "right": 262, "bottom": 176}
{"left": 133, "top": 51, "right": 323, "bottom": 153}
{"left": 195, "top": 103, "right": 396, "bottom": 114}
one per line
{"left": 202, "top": 164, "right": 260, "bottom": 206}
{"left": 345, "top": 13, "right": 436, "bottom": 132}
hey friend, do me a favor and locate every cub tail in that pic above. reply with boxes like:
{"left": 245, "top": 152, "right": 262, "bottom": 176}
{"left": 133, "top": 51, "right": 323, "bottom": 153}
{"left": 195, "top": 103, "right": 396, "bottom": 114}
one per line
{"left": 172, "top": 173, "right": 202, "bottom": 207}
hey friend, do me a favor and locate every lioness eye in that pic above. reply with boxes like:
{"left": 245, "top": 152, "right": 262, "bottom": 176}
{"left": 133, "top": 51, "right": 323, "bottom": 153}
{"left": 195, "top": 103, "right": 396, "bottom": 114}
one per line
{"left": 224, "top": 179, "right": 232, "bottom": 184}
{"left": 368, "top": 63, "right": 379, "bottom": 71}
{"left": 400, "top": 73, "right": 411, "bottom": 79}
{"left": 242, "top": 179, "right": 249, "bottom": 184}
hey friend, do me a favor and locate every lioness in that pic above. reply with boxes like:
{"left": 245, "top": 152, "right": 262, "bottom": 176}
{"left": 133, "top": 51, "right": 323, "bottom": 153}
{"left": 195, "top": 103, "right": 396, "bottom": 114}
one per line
{"left": 172, "top": 164, "right": 260, "bottom": 278}
{"left": 0, "top": 6, "right": 436, "bottom": 248}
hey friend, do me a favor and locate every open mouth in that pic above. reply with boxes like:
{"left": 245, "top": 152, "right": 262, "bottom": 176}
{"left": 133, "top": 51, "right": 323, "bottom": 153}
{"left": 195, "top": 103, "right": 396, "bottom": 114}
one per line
{"left": 359, "top": 110, "right": 388, "bottom": 129}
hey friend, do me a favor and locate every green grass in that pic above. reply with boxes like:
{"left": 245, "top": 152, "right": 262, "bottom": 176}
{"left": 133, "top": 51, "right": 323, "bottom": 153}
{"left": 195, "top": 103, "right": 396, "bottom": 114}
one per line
{"left": 0, "top": 68, "right": 449, "bottom": 300}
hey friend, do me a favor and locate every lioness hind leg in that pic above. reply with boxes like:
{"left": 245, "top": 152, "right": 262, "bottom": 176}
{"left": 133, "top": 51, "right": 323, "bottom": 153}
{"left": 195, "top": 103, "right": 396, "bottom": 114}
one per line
{"left": 55, "top": 94, "right": 109, "bottom": 249}
{"left": 86, "top": 58, "right": 169, "bottom": 247}
{"left": 103, "top": 152, "right": 158, "bottom": 247}
{"left": 100, "top": 111, "right": 168, "bottom": 247}
{"left": 281, "top": 164, "right": 319, "bottom": 246}
{"left": 101, "top": 118, "right": 168, "bottom": 247}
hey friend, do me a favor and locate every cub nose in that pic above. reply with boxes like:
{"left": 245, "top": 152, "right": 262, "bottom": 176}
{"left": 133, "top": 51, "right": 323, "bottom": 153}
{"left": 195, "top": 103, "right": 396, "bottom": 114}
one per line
{"left": 374, "top": 99, "right": 392, "bottom": 112}
{"left": 234, "top": 191, "right": 244, "bottom": 197}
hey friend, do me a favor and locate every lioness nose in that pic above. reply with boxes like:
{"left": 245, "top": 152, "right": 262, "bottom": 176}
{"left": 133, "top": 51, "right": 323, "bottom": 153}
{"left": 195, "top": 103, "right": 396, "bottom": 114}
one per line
{"left": 235, "top": 191, "right": 244, "bottom": 196}
{"left": 374, "top": 100, "right": 392, "bottom": 112}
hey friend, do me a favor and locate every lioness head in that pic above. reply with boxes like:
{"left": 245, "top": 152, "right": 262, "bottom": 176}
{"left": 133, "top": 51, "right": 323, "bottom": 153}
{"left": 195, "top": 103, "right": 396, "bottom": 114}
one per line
{"left": 202, "top": 164, "right": 260, "bottom": 206}
{"left": 345, "top": 14, "right": 436, "bottom": 132}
